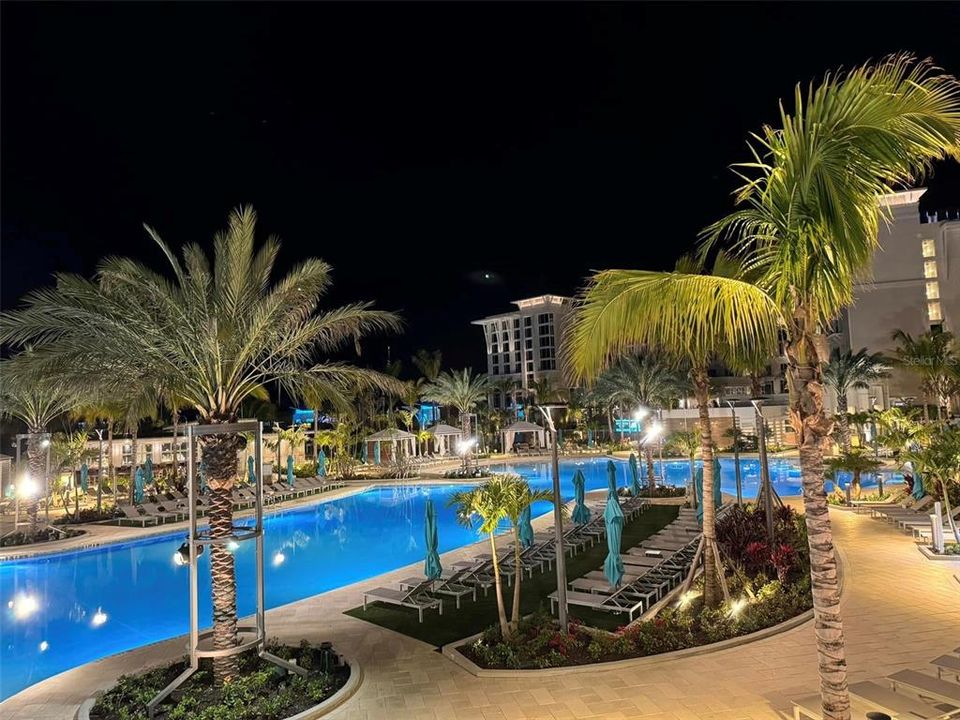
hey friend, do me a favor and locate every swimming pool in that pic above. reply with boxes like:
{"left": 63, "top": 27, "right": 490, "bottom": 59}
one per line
{"left": 0, "top": 456, "right": 900, "bottom": 700}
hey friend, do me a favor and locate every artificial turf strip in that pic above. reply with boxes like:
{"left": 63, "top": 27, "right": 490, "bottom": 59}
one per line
{"left": 343, "top": 503, "right": 680, "bottom": 645}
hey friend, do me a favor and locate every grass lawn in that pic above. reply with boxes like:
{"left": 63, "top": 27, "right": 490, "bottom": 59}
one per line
{"left": 343, "top": 503, "right": 680, "bottom": 645}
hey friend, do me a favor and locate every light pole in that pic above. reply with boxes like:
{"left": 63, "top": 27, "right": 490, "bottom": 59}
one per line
{"left": 751, "top": 398, "right": 775, "bottom": 543}
{"left": 725, "top": 400, "right": 743, "bottom": 506}
{"left": 656, "top": 408, "right": 665, "bottom": 485}
{"left": 537, "top": 403, "right": 569, "bottom": 633}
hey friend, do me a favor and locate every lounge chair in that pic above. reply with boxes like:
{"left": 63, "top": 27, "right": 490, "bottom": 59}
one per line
{"left": 139, "top": 502, "right": 181, "bottom": 522}
{"left": 931, "top": 654, "right": 960, "bottom": 682}
{"left": 118, "top": 503, "right": 159, "bottom": 527}
{"left": 398, "top": 572, "right": 477, "bottom": 609}
{"left": 888, "top": 669, "right": 960, "bottom": 705}
{"left": 363, "top": 581, "right": 442, "bottom": 623}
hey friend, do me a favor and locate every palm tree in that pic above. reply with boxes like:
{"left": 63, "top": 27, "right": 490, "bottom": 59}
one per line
{"left": 0, "top": 367, "right": 77, "bottom": 535}
{"left": 904, "top": 425, "right": 960, "bottom": 544}
{"left": 72, "top": 396, "right": 127, "bottom": 510}
{"left": 890, "top": 330, "right": 960, "bottom": 421}
{"left": 668, "top": 429, "right": 700, "bottom": 504}
{"left": 422, "top": 369, "right": 490, "bottom": 467}
{"left": 0, "top": 206, "right": 402, "bottom": 684}
{"left": 823, "top": 349, "right": 890, "bottom": 451}
{"left": 567, "top": 56, "right": 960, "bottom": 718}
{"left": 411, "top": 349, "right": 443, "bottom": 383}
{"left": 51, "top": 430, "right": 92, "bottom": 520}
{"left": 448, "top": 480, "right": 511, "bottom": 638}
{"left": 591, "top": 355, "right": 681, "bottom": 486}
{"left": 825, "top": 450, "right": 883, "bottom": 500}
{"left": 499, "top": 475, "right": 556, "bottom": 630}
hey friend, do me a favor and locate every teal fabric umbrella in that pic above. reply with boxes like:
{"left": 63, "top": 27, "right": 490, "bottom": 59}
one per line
{"left": 713, "top": 457, "right": 723, "bottom": 509}
{"left": 360, "top": 442, "right": 368, "bottom": 463}
{"left": 695, "top": 464, "right": 704, "bottom": 525}
{"left": 247, "top": 455, "right": 256, "bottom": 485}
{"left": 606, "top": 460, "right": 619, "bottom": 498}
{"left": 518, "top": 505, "right": 535, "bottom": 548}
{"left": 144, "top": 456, "right": 154, "bottom": 487}
{"left": 628, "top": 453, "right": 642, "bottom": 495}
{"left": 317, "top": 450, "right": 327, "bottom": 477}
{"left": 587, "top": 429, "right": 594, "bottom": 447}
{"left": 133, "top": 466, "right": 145, "bottom": 504}
{"left": 198, "top": 459, "right": 207, "bottom": 493}
{"left": 558, "top": 429, "right": 564, "bottom": 445}
{"left": 912, "top": 470, "right": 925, "bottom": 500}
{"left": 286, "top": 454, "right": 295, "bottom": 487}
{"left": 373, "top": 442, "right": 381, "bottom": 465}
{"left": 571, "top": 469, "right": 591, "bottom": 524}
{"left": 424, "top": 499, "right": 442, "bottom": 580}
{"left": 602, "top": 492, "right": 625, "bottom": 587}
{"left": 79, "top": 463, "right": 89, "bottom": 493}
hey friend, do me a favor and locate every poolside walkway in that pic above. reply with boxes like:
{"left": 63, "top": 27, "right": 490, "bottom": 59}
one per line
{"left": 3, "top": 501, "right": 958, "bottom": 720}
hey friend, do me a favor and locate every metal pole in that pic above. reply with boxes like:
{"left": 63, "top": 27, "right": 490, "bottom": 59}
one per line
{"left": 255, "top": 422, "right": 266, "bottom": 643}
{"left": 657, "top": 408, "right": 664, "bottom": 484}
{"left": 540, "top": 407, "right": 568, "bottom": 633}
{"left": 754, "top": 402, "right": 775, "bottom": 543}
{"left": 188, "top": 427, "right": 199, "bottom": 664}
{"left": 15, "top": 437, "right": 21, "bottom": 525}
{"left": 44, "top": 440, "right": 51, "bottom": 523}
{"left": 728, "top": 402, "right": 742, "bottom": 506}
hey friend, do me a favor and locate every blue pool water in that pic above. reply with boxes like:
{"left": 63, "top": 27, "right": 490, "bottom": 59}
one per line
{"left": 0, "top": 456, "right": 901, "bottom": 700}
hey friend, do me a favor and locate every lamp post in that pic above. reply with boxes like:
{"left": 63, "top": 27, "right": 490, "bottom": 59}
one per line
{"left": 751, "top": 399, "right": 775, "bottom": 543}
{"left": 725, "top": 400, "right": 743, "bottom": 506}
{"left": 537, "top": 403, "right": 569, "bottom": 633}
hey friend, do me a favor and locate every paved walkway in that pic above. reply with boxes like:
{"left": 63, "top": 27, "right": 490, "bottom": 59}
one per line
{"left": 2, "top": 501, "right": 958, "bottom": 720}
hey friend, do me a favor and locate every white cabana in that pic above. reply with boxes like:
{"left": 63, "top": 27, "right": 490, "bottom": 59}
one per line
{"left": 365, "top": 428, "right": 417, "bottom": 464}
{"left": 502, "top": 421, "right": 548, "bottom": 453}
{"left": 426, "top": 423, "right": 463, "bottom": 456}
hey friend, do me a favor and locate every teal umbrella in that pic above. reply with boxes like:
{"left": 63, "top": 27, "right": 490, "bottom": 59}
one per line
{"left": 144, "top": 456, "right": 154, "bottom": 487}
{"left": 602, "top": 492, "right": 625, "bottom": 587}
{"left": 373, "top": 442, "right": 381, "bottom": 465}
{"left": 360, "top": 442, "right": 368, "bottom": 463}
{"left": 317, "top": 450, "right": 327, "bottom": 477}
{"left": 587, "top": 429, "right": 594, "bottom": 447}
{"left": 571, "top": 469, "right": 591, "bottom": 524}
{"left": 606, "top": 460, "right": 619, "bottom": 498}
{"left": 424, "top": 499, "right": 442, "bottom": 580}
{"left": 286, "top": 454, "right": 295, "bottom": 487}
{"left": 912, "top": 470, "right": 925, "bottom": 500}
{"left": 713, "top": 457, "right": 723, "bottom": 509}
{"left": 80, "top": 463, "right": 89, "bottom": 493}
{"left": 558, "top": 429, "right": 564, "bottom": 445}
{"left": 247, "top": 455, "right": 256, "bottom": 485}
{"left": 133, "top": 466, "right": 145, "bottom": 504}
{"left": 518, "top": 506, "right": 535, "bottom": 548}
{"left": 198, "top": 459, "right": 207, "bottom": 493}
{"left": 628, "top": 453, "right": 642, "bottom": 495}
{"left": 695, "top": 464, "right": 704, "bottom": 525}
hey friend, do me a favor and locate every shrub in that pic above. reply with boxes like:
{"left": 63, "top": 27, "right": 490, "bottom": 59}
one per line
{"left": 54, "top": 506, "right": 122, "bottom": 524}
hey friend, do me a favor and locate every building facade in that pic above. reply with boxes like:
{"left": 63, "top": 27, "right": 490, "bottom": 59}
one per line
{"left": 472, "top": 295, "right": 574, "bottom": 412}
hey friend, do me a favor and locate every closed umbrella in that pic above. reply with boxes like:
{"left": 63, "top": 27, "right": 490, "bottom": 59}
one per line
{"left": 247, "top": 455, "right": 256, "bottom": 485}
{"left": 587, "top": 429, "right": 594, "bottom": 447}
{"left": 198, "top": 459, "right": 207, "bottom": 494}
{"left": 360, "top": 442, "right": 368, "bottom": 464}
{"left": 603, "top": 492, "right": 625, "bottom": 587}
{"left": 571, "top": 468, "right": 591, "bottom": 524}
{"left": 695, "top": 464, "right": 704, "bottom": 526}
{"left": 373, "top": 442, "right": 381, "bottom": 465}
{"left": 133, "top": 466, "right": 145, "bottom": 504}
{"left": 424, "top": 499, "right": 442, "bottom": 580}
{"left": 628, "top": 453, "right": 642, "bottom": 495}
{"left": 144, "top": 456, "right": 154, "bottom": 488}
{"left": 912, "top": 470, "right": 926, "bottom": 500}
{"left": 80, "top": 463, "right": 89, "bottom": 493}
{"left": 606, "top": 460, "right": 619, "bottom": 498}
{"left": 286, "top": 454, "right": 295, "bottom": 488}
{"left": 518, "top": 505, "right": 535, "bottom": 548}
{"left": 317, "top": 450, "right": 327, "bottom": 478}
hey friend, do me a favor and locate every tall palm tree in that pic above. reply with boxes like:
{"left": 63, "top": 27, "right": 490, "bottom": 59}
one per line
{"left": 0, "top": 367, "right": 77, "bottom": 535}
{"left": 422, "top": 369, "right": 490, "bottom": 466}
{"left": 591, "top": 355, "right": 681, "bottom": 486}
{"left": 822, "top": 349, "right": 889, "bottom": 451}
{"left": 890, "top": 330, "right": 960, "bottom": 421}
{"left": 0, "top": 206, "right": 402, "bottom": 684}
{"left": 72, "top": 396, "right": 127, "bottom": 510}
{"left": 567, "top": 56, "right": 960, "bottom": 719}
{"left": 824, "top": 449, "right": 883, "bottom": 500}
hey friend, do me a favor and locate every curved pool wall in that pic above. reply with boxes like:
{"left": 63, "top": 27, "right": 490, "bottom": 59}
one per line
{"left": 0, "top": 456, "right": 901, "bottom": 700}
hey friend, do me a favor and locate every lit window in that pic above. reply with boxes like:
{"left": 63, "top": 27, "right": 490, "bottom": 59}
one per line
{"left": 924, "top": 260, "right": 938, "bottom": 279}
{"left": 926, "top": 281, "right": 940, "bottom": 300}
{"left": 928, "top": 302, "right": 943, "bottom": 322}
{"left": 921, "top": 239, "right": 936, "bottom": 258}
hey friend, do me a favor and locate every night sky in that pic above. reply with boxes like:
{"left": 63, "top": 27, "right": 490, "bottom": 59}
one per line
{"left": 3, "top": 2, "right": 960, "bottom": 375}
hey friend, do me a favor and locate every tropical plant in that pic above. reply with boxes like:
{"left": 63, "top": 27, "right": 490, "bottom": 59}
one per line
{"left": 72, "top": 396, "right": 128, "bottom": 510}
{"left": 269, "top": 423, "right": 310, "bottom": 476}
{"left": 51, "top": 430, "right": 93, "bottom": 520}
{"left": 315, "top": 418, "right": 363, "bottom": 479}
{"left": 822, "top": 349, "right": 889, "bottom": 451}
{"left": 567, "top": 55, "right": 960, "bottom": 718}
{"left": 667, "top": 430, "right": 700, "bottom": 503}
{"left": 422, "top": 369, "right": 490, "bottom": 467}
{"left": 890, "top": 330, "right": 960, "bottom": 421}
{"left": 0, "top": 367, "right": 77, "bottom": 535}
{"left": 904, "top": 425, "right": 960, "bottom": 544}
{"left": 824, "top": 450, "right": 883, "bottom": 501}
{"left": 591, "top": 355, "right": 682, "bottom": 486}
{"left": 0, "top": 206, "right": 403, "bottom": 685}
{"left": 411, "top": 349, "right": 443, "bottom": 383}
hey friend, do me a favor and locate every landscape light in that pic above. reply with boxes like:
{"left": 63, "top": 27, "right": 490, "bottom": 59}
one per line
{"left": 91, "top": 608, "right": 108, "bottom": 627}
{"left": 40, "top": 438, "right": 51, "bottom": 449}
{"left": 678, "top": 590, "right": 699, "bottom": 609}
{"left": 728, "top": 597, "right": 748, "bottom": 618}
{"left": 457, "top": 438, "right": 478, "bottom": 455}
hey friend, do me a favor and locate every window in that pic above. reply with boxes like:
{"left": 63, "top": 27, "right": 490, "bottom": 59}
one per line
{"left": 524, "top": 328, "right": 532, "bottom": 338}
{"left": 513, "top": 318, "right": 520, "bottom": 328}
{"left": 514, "top": 351, "right": 521, "bottom": 362}
{"left": 525, "top": 339, "right": 533, "bottom": 349}
{"left": 922, "top": 239, "right": 936, "bottom": 258}
{"left": 493, "top": 394, "right": 501, "bottom": 409}
{"left": 492, "top": 367, "right": 500, "bottom": 375}
{"left": 924, "top": 260, "right": 938, "bottom": 279}
{"left": 539, "top": 348, "right": 554, "bottom": 360}
{"left": 926, "top": 281, "right": 940, "bottom": 300}
{"left": 537, "top": 313, "right": 549, "bottom": 324}
{"left": 523, "top": 316, "right": 532, "bottom": 327}
{"left": 122, "top": 443, "right": 134, "bottom": 465}
{"left": 540, "top": 358, "right": 556, "bottom": 371}
{"left": 501, "top": 321, "right": 508, "bottom": 331}
{"left": 514, "top": 363, "right": 521, "bottom": 373}
{"left": 526, "top": 350, "right": 533, "bottom": 361}
{"left": 928, "top": 302, "right": 943, "bottom": 322}
{"left": 492, "top": 355, "right": 499, "bottom": 365}
{"left": 491, "top": 343, "right": 498, "bottom": 354}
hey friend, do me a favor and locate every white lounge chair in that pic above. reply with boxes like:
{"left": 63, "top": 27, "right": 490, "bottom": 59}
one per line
{"left": 363, "top": 581, "right": 442, "bottom": 622}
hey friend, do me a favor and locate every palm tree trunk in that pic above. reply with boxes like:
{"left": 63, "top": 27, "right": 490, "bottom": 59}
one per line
{"left": 108, "top": 423, "right": 116, "bottom": 498}
{"left": 313, "top": 409, "right": 319, "bottom": 460}
{"left": 200, "top": 431, "right": 246, "bottom": 685}
{"left": 606, "top": 409, "right": 615, "bottom": 444}
{"left": 644, "top": 447, "right": 657, "bottom": 490}
{"left": 488, "top": 533, "right": 510, "bottom": 638}
{"left": 511, "top": 526, "right": 522, "bottom": 628}
{"left": 836, "top": 393, "right": 851, "bottom": 453}
{"left": 25, "top": 432, "right": 45, "bottom": 536}
{"left": 692, "top": 368, "right": 720, "bottom": 609}
{"left": 852, "top": 470, "right": 861, "bottom": 500}
{"left": 786, "top": 327, "right": 849, "bottom": 720}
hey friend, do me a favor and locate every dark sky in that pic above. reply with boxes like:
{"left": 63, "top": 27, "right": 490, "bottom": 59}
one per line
{"left": 3, "top": 2, "right": 960, "bottom": 376}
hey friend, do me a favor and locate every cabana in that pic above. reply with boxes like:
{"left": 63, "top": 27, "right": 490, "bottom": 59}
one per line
{"left": 366, "top": 428, "right": 417, "bottom": 464}
{"left": 426, "top": 423, "right": 463, "bottom": 456}
{"left": 503, "top": 420, "right": 548, "bottom": 453}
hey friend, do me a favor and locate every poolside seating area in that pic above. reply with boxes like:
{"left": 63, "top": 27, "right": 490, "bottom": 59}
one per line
{"left": 854, "top": 494, "right": 960, "bottom": 542}
{"left": 792, "top": 646, "right": 960, "bottom": 719}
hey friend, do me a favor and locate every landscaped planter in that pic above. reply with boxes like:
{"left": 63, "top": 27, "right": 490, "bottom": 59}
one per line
{"left": 75, "top": 658, "right": 362, "bottom": 720}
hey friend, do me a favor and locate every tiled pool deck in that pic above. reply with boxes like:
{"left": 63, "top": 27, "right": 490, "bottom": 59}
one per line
{"left": 2, "top": 496, "right": 958, "bottom": 720}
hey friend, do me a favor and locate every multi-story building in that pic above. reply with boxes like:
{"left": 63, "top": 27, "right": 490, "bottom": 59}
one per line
{"left": 472, "top": 295, "right": 574, "bottom": 412}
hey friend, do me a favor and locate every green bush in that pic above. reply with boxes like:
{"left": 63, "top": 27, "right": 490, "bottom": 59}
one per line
{"left": 293, "top": 461, "right": 318, "bottom": 478}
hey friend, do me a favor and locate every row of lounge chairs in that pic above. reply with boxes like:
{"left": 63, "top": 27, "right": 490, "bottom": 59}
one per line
{"left": 117, "top": 476, "right": 346, "bottom": 526}
{"left": 362, "top": 496, "right": 651, "bottom": 622}
{"left": 852, "top": 494, "right": 960, "bottom": 541}
{"left": 793, "top": 645, "right": 960, "bottom": 719}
